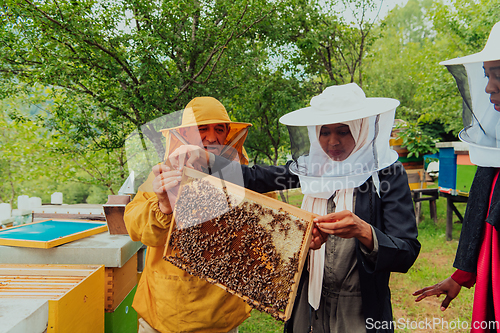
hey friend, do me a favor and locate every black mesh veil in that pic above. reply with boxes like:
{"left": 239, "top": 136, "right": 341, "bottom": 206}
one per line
{"left": 445, "top": 64, "right": 483, "bottom": 134}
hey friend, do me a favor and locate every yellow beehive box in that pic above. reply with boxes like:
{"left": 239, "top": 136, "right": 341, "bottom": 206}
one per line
{"left": 104, "top": 253, "right": 138, "bottom": 312}
{"left": 163, "top": 168, "right": 315, "bottom": 322}
{"left": 0, "top": 264, "right": 105, "bottom": 333}
{"left": 406, "top": 169, "right": 428, "bottom": 190}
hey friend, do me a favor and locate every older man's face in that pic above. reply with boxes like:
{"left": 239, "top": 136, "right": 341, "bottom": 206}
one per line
{"left": 182, "top": 123, "right": 229, "bottom": 155}
{"left": 484, "top": 60, "right": 500, "bottom": 112}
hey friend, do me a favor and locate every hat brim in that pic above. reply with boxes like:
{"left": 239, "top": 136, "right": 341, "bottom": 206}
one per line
{"left": 160, "top": 120, "right": 252, "bottom": 133}
{"left": 459, "top": 129, "right": 500, "bottom": 167}
{"left": 440, "top": 49, "right": 500, "bottom": 66}
{"left": 279, "top": 98, "right": 400, "bottom": 126}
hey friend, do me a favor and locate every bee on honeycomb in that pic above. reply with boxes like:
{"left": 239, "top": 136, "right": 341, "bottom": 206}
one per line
{"left": 165, "top": 178, "right": 311, "bottom": 320}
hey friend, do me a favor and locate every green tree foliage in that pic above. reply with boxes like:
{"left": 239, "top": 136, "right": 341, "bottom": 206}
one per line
{"left": 1, "top": 0, "right": 285, "bottom": 195}
{"left": 0, "top": 87, "right": 125, "bottom": 205}
{"left": 396, "top": 121, "right": 438, "bottom": 158}
{"left": 54, "top": 181, "right": 109, "bottom": 204}
{"left": 431, "top": 0, "right": 500, "bottom": 54}
{"left": 230, "top": 69, "right": 312, "bottom": 165}
{"left": 1, "top": 0, "right": 278, "bottom": 159}
{"left": 0, "top": 90, "right": 65, "bottom": 206}
{"left": 2, "top": 0, "right": 500, "bottom": 198}
{"left": 363, "top": 0, "right": 500, "bottom": 145}
{"left": 281, "top": 0, "right": 381, "bottom": 87}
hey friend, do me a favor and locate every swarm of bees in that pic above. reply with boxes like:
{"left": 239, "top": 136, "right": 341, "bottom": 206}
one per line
{"left": 165, "top": 177, "right": 311, "bottom": 321}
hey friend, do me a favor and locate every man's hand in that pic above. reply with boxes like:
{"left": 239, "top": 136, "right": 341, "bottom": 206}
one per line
{"left": 152, "top": 164, "right": 182, "bottom": 214}
{"left": 413, "top": 277, "right": 462, "bottom": 311}
{"left": 169, "top": 145, "right": 210, "bottom": 170}
{"left": 314, "top": 210, "right": 374, "bottom": 251}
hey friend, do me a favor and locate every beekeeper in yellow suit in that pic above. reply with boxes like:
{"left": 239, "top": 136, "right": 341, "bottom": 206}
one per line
{"left": 124, "top": 97, "right": 252, "bottom": 333}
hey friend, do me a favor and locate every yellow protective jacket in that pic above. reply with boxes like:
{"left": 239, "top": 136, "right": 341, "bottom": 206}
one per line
{"left": 125, "top": 96, "right": 252, "bottom": 332}
{"left": 124, "top": 188, "right": 251, "bottom": 333}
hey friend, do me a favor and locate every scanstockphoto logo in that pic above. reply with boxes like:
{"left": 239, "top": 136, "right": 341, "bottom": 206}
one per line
{"left": 299, "top": 160, "right": 375, "bottom": 176}
{"left": 297, "top": 177, "right": 392, "bottom": 194}
{"left": 308, "top": 160, "right": 373, "bottom": 176}
{"left": 283, "top": 160, "right": 393, "bottom": 194}
{"left": 366, "top": 318, "right": 500, "bottom": 331}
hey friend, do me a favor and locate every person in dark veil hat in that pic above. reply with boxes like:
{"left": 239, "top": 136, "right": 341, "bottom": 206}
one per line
{"left": 413, "top": 21, "right": 500, "bottom": 331}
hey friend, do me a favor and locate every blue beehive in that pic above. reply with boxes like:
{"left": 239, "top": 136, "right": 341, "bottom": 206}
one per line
{"left": 438, "top": 147, "right": 457, "bottom": 190}
{"left": 436, "top": 141, "right": 477, "bottom": 195}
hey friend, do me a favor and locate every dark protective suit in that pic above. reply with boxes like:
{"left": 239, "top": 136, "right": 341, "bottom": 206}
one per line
{"left": 211, "top": 157, "right": 420, "bottom": 332}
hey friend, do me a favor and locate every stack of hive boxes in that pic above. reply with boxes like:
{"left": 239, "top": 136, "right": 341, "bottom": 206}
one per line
{"left": 104, "top": 253, "right": 139, "bottom": 333}
{"left": 0, "top": 264, "right": 104, "bottom": 333}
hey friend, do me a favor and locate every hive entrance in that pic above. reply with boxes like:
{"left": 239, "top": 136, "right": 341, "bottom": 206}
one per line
{"left": 163, "top": 168, "right": 314, "bottom": 321}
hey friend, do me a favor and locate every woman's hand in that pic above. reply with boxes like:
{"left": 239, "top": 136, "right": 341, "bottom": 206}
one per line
{"left": 314, "top": 210, "right": 374, "bottom": 251}
{"left": 412, "top": 277, "right": 462, "bottom": 311}
{"left": 168, "top": 145, "right": 210, "bottom": 170}
{"left": 309, "top": 225, "right": 328, "bottom": 250}
{"left": 152, "top": 164, "right": 182, "bottom": 214}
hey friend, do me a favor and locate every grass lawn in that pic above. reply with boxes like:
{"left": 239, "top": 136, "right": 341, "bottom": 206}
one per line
{"left": 240, "top": 184, "right": 475, "bottom": 332}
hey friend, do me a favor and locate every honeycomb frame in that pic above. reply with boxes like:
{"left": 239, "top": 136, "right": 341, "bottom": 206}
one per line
{"left": 163, "top": 168, "right": 315, "bottom": 321}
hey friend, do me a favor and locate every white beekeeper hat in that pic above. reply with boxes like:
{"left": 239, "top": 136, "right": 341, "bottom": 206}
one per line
{"left": 440, "top": 21, "right": 500, "bottom": 167}
{"left": 279, "top": 83, "right": 400, "bottom": 198}
{"left": 280, "top": 83, "right": 399, "bottom": 126}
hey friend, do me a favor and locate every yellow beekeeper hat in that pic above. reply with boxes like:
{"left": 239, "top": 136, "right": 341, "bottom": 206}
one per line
{"left": 160, "top": 97, "right": 252, "bottom": 165}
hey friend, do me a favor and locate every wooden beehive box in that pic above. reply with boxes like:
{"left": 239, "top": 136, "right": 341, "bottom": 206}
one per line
{"left": 163, "top": 168, "right": 315, "bottom": 321}
{"left": 0, "top": 220, "right": 108, "bottom": 249}
{"left": 0, "top": 264, "right": 105, "bottom": 333}
{"left": 104, "top": 286, "right": 138, "bottom": 333}
{"left": 436, "top": 141, "right": 476, "bottom": 195}
{"left": 103, "top": 195, "right": 131, "bottom": 235}
{"left": 104, "top": 253, "right": 137, "bottom": 312}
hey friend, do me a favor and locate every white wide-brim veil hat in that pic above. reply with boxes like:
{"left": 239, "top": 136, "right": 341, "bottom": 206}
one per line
{"left": 279, "top": 83, "right": 400, "bottom": 198}
{"left": 440, "top": 21, "right": 500, "bottom": 167}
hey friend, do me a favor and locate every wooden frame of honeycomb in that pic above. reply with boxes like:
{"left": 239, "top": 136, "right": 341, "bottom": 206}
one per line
{"left": 163, "top": 168, "right": 315, "bottom": 321}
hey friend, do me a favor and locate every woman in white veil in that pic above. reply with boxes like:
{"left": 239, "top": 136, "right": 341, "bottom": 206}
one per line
{"left": 281, "top": 83, "right": 420, "bottom": 333}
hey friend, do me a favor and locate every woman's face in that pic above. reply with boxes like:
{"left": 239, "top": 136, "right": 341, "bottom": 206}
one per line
{"left": 318, "top": 123, "right": 356, "bottom": 161}
{"left": 484, "top": 60, "right": 500, "bottom": 112}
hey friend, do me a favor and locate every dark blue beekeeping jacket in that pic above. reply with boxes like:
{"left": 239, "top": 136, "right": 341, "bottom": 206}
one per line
{"left": 211, "top": 158, "right": 420, "bottom": 332}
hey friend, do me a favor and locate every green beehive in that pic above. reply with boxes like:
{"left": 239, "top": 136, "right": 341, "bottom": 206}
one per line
{"left": 105, "top": 285, "right": 138, "bottom": 333}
